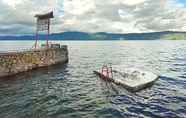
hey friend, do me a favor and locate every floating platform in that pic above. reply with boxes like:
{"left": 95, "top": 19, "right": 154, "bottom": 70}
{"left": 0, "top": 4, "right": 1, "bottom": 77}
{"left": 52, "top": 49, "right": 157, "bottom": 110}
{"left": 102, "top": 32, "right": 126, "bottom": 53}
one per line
{"left": 0, "top": 44, "right": 68, "bottom": 78}
{"left": 94, "top": 68, "right": 159, "bottom": 92}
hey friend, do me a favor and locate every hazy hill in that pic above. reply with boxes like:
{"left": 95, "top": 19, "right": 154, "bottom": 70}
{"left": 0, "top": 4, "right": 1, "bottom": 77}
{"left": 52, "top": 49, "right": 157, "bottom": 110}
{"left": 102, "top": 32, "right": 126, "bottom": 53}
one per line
{"left": 0, "top": 31, "right": 186, "bottom": 40}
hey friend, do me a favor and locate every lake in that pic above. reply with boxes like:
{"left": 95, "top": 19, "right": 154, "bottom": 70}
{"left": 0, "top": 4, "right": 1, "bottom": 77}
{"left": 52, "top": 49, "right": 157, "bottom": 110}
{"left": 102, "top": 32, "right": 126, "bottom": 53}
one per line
{"left": 0, "top": 40, "right": 186, "bottom": 118}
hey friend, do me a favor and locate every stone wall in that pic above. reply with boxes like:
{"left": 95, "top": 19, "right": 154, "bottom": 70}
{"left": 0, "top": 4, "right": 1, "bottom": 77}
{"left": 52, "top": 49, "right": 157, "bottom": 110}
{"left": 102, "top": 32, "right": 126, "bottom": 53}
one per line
{"left": 0, "top": 45, "right": 68, "bottom": 78}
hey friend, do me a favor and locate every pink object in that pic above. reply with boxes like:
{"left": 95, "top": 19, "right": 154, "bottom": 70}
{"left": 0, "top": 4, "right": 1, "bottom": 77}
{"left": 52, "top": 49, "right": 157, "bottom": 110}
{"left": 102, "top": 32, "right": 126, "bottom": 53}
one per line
{"left": 101, "top": 65, "right": 113, "bottom": 78}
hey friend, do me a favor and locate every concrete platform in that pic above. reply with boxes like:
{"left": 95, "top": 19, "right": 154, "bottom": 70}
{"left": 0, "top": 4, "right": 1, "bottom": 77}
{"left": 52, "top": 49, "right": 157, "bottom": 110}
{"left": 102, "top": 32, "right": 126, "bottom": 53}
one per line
{"left": 94, "top": 68, "right": 159, "bottom": 92}
{"left": 0, "top": 45, "right": 68, "bottom": 78}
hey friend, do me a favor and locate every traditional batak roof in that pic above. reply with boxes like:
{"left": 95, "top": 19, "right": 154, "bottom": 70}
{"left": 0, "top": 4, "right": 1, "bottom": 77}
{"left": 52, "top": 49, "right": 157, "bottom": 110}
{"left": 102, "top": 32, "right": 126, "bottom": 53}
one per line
{"left": 35, "top": 11, "right": 54, "bottom": 19}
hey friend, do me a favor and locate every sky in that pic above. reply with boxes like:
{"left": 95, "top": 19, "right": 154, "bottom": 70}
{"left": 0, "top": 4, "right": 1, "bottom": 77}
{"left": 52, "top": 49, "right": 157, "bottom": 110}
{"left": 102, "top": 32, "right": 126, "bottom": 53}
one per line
{"left": 0, "top": 0, "right": 186, "bottom": 35}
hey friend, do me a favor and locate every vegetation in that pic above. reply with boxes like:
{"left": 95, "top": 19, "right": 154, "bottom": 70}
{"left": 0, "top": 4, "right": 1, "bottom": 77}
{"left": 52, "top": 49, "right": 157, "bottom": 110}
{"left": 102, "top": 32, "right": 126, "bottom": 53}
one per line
{"left": 1, "top": 31, "right": 186, "bottom": 40}
{"left": 88, "top": 34, "right": 108, "bottom": 40}
{"left": 161, "top": 34, "right": 186, "bottom": 40}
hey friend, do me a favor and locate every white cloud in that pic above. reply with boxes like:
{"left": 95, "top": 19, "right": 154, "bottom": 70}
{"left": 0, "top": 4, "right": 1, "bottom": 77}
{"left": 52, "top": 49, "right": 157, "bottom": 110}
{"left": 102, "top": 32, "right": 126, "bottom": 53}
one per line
{"left": 63, "top": 0, "right": 186, "bottom": 33}
{"left": 121, "top": 0, "right": 147, "bottom": 6}
{"left": 2, "top": 0, "right": 23, "bottom": 8}
{"left": 0, "top": 0, "right": 63, "bottom": 35}
{"left": 0, "top": 0, "right": 186, "bottom": 35}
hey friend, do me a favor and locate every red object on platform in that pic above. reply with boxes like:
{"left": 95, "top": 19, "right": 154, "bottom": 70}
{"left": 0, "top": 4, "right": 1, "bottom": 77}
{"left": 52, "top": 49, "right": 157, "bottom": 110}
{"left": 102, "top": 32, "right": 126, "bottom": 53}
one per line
{"left": 101, "top": 65, "right": 113, "bottom": 78}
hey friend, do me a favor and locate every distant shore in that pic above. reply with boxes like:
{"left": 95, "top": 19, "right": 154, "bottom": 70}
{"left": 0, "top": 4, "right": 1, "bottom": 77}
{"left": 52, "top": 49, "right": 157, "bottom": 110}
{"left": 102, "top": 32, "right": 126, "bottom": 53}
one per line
{"left": 0, "top": 31, "right": 186, "bottom": 40}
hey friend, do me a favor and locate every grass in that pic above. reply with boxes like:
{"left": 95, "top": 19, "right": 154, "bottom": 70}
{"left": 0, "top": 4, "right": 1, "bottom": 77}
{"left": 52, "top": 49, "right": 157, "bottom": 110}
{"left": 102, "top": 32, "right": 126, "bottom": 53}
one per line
{"left": 161, "top": 34, "right": 186, "bottom": 40}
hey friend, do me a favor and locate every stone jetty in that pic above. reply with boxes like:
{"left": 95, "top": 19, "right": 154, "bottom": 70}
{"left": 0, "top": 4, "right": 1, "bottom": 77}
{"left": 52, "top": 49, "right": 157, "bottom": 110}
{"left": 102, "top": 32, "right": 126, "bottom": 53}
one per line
{"left": 0, "top": 45, "right": 68, "bottom": 78}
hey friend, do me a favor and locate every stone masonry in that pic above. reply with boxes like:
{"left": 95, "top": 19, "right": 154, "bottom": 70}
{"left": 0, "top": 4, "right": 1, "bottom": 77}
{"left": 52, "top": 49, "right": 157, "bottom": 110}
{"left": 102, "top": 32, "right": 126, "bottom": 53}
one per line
{"left": 0, "top": 45, "right": 68, "bottom": 78}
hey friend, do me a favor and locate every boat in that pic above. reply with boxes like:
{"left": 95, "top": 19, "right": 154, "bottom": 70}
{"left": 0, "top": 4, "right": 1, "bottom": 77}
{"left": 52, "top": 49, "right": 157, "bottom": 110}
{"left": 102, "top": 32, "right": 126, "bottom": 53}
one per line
{"left": 94, "top": 65, "right": 159, "bottom": 92}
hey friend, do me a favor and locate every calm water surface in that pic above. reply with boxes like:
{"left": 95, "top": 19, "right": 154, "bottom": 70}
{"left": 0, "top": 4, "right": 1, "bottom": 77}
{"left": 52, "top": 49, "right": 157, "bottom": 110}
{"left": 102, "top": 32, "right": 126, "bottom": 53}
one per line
{"left": 0, "top": 40, "right": 186, "bottom": 118}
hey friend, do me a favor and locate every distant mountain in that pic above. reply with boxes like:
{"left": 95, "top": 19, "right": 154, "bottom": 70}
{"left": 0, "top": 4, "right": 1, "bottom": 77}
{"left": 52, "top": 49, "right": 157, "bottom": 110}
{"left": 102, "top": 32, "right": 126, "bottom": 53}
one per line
{"left": 0, "top": 31, "right": 186, "bottom": 40}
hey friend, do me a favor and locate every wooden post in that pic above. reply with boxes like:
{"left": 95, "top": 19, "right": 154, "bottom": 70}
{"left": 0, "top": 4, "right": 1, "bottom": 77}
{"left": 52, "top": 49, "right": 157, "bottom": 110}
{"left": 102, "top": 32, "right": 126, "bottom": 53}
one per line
{"left": 35, "top": 19, "right": 38, "bottom": 49}
{"left": 46, "top": 19, "right": 50, "bottom": 48}
{"left": 34, "top": 11, "right": 54, "bottom": 49}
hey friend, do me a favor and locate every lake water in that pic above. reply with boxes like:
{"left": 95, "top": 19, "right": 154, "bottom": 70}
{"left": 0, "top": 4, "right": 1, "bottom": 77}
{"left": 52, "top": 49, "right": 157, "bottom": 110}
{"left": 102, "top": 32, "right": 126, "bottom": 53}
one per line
{"left": 0, "top": 40, "right": 186, "bottom": 118}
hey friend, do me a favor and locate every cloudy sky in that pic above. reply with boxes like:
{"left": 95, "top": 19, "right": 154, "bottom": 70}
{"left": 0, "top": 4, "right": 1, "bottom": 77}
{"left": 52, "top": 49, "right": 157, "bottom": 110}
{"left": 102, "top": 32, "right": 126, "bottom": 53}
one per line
{"left": 0, "top": 0, "right": 186, "bottom": 35}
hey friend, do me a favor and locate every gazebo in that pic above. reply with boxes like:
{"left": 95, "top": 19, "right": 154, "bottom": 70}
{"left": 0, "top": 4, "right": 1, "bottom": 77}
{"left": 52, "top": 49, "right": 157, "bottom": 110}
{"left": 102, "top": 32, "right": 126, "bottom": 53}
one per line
{"left": 34, "top": 11, "right": 54, "bottom": 49}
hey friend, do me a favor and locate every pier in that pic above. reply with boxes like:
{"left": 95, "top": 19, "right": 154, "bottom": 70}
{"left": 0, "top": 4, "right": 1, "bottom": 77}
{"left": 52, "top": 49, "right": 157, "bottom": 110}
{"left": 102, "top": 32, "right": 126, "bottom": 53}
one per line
{"left": 0, "top": 11, "right": 69, "bottom": 78}
{"left": 0, "top": 45, "right": 68, "bottom": 78}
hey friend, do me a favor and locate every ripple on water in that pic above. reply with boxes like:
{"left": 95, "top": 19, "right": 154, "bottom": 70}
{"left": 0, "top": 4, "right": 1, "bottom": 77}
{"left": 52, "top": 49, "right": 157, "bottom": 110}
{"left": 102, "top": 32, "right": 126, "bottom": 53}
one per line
{"left": 0, "top": 41, "right": 186, "bottom": 118}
